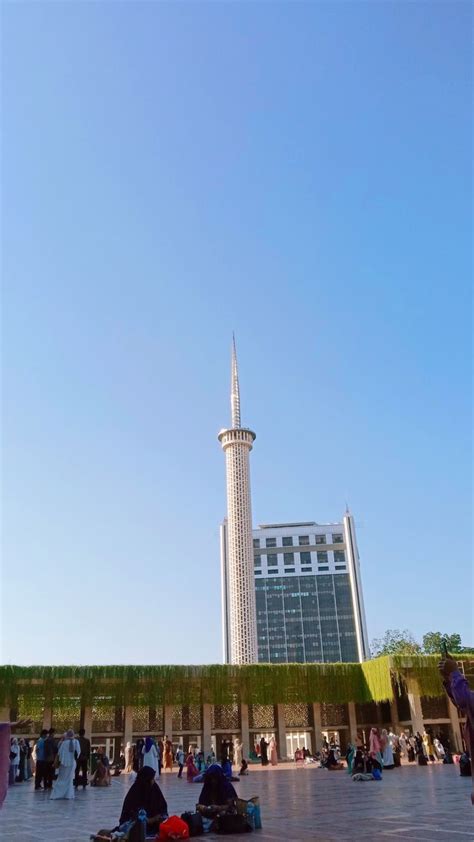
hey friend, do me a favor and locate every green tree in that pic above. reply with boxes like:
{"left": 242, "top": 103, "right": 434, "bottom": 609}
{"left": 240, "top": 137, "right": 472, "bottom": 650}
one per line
{"left": 422, "top": 631, "right": 462, "bottom": 654}
{"left": 370, "top": 629, "right": 421, "bottom": 657}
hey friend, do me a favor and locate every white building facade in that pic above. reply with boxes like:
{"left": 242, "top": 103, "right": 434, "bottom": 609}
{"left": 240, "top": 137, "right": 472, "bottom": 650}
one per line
{"left": 221, "top": 513, "right": 370, "bottom": 664}
{"left": 218, "top": 339, "right": 258, "bottom": 664}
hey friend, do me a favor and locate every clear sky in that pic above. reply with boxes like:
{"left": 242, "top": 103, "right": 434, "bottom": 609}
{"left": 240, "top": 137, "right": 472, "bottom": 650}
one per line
{"left": 2, "top": 1, "right": 472, "bottom": 665}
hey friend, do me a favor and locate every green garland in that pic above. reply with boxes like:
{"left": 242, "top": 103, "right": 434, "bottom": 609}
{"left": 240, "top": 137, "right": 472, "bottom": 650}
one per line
{"left": 1, "top": 656, "right": 472, "bottom": 716}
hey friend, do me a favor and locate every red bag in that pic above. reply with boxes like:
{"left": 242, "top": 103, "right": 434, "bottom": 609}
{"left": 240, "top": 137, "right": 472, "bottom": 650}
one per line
{"left": 158, "top": 816, "right": 190, "bottom": 840}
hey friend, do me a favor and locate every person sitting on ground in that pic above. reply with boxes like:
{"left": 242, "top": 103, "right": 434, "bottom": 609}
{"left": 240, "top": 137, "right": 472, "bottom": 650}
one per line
{"left": 91, "top": 755, "right": 111, "bottom": 787}
{"left": 119, "top": 766, "right": 168, "bottom": 834}
{"left": 239, "top": 758, "right": 249, "bottom": 776}
{"left": 323, "top": 749, "right": 344, "bottom": 770}
{"left": 196, "top": 763, "right": 237, "bottom": 818}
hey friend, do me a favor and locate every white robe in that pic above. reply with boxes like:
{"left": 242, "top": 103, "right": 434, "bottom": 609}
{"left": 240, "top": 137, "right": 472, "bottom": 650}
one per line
{"left": 142, "top": 743, "right": 158, "bottom": 773}
{"left": 50, "top": 739, "right": 81, "bottom": 800}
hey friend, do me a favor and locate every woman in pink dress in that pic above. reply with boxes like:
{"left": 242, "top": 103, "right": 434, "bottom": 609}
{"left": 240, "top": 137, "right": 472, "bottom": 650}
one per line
{"left": 186, "top": 750, "right": 198, "bottom": 781}
{"left": 269, "top": 737, "right": 278, "bottom": 766}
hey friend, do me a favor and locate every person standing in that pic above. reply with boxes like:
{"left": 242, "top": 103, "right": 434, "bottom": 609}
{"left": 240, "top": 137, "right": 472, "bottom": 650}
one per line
{"left": 143, "top": 737, "right": 159, "bottom": 776}
{"left": 44, "top": 728, "right": 57, "bottom": 789}
{"left": 8, "top": 738, "right": 20, "bottom": 785}
{"left": 51, "top": 730, "right": 81, "bottom": 800}
{"left": 233, "top": 738, "right": 243, "bottom": 770}
{"left": 124, "top": 741, "right": 134, "bottom": 773}
{"left": 259, "top": 736, "right": 269, "bottom": 766}
{"left": 269, "top": 737, "right": 278, "bottom": 766}
{"left": 74, "top": 728, "right": 91, "bottom": 788}
{"left": 34, "top": 730, "right": 48, "bottom": 789}
{"left": 176, "top": 745, "right": 185, "bottom": 778}
{"left": 157, "top": 738, "right": 164, "bottom": 776}
{"left": 439, "top": 653, "right": 474, "bottom": 805}
{"left": 381, "top": 729, "right": 394, "bottom": 769}
{"left": 163, "top": 736, "right": 173, "bottom": 772}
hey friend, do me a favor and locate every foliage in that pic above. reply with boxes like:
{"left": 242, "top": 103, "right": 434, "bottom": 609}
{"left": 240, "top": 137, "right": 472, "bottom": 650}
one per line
{"left": 0, "top": 661, "right": 394, "bottom": 713}
{"left": 422, "top": 632, "right": 462, "bottom": 654}
{"left": 370, "top": 629, "right": 421, "bottom": 657}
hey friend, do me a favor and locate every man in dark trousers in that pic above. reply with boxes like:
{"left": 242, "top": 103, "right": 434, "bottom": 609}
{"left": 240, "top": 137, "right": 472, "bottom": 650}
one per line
{"left": 74, "top": 728, "right": 91, "bottom": 788}
{"left": 34, "top": 729, "right": 48, "bottom": 790}
{"left": 43, "top": 728, "right": 57, "bottom": 789}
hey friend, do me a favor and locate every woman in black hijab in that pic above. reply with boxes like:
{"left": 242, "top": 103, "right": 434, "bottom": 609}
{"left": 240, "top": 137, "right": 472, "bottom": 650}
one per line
{"left": 119, "top": 766, "right": 168, "bottom": 833}
{"left": 197, "top": 763, "right": 237, "bottom": 816}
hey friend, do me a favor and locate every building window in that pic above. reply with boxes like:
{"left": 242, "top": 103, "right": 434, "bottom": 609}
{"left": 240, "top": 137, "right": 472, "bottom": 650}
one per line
{"left": 318, "top": 566, "right": 329, "bottom": 572}
{"left": 315, "top": 535, "right": 326, "bottom": 544}
{"left": 317, "top": 551, "right": 328, "bottom": 563}
{"left": 334, "top": 550, "right": 345, "bottom": 564}
{"left": 284, "top": 568, "right": 295, "bottom": 573}
{"left": 301, "top": 566, "right": 312, "bottom": 572}
{"left": 254, "top": 557, "right": 261, "bottom": 567}
{"left": 332, "top": 533, "right": 343, "bottom": 544}
{"left": 267, "top": 553, "right": 278, "bottom": 566}
{"left": 300, "top": 552, "right": 311, "bottom": 565}
{"left": 335, "top": 565, "right": 346, "bottom": 571}
{"left": 253, "top": 538, "right": 260, "bottom": 549}
{"left": 268, "top": 569, "right": 278, "bottom": 575}
{"left": 255, "top": 570, "right": 262, "bottom": 575}
{"left": 282, "top": 537, "right": 293, "bottom": 547}
{"left": 266, "top": 537, "right": 277, "bottom": 548}
{"left": 284, "top": 553, "right": 294, "bottom": 565}
{"left": 299, "top": 535, "right": 310, "bottom": 545}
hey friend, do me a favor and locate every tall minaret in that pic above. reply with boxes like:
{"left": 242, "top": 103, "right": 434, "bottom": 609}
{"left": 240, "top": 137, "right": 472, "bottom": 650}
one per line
{"left": 218, "top": 337, "right": 258, "bottom": 664}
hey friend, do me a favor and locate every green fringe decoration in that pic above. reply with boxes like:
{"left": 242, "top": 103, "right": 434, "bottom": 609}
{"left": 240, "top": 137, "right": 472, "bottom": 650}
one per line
{"left": 1, "top": 656, "right": 472, "bottom": 717}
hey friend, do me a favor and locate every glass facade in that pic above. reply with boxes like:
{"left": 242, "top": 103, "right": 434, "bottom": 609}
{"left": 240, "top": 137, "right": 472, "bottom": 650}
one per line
{"left": 255, "top": 573, "right": 358, "bottom": 664}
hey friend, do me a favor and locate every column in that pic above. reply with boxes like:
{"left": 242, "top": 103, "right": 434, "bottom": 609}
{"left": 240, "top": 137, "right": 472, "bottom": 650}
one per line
{"left": 164, "top": 705, "right": 173, "bottom": 742}
{"left": 0, "top": 707, "right": 10, "bottom": 721}
{"left": 311, "top": 703, "right": 323, "bottom": 754}
{"left": 202, "top": 704, "right": 212, "bottom": 757}
{"left": 275, "top": 705, "right": 287, "bottom": 759}
{"left": 42, "top": 706, "right": 52, "bottom": 730}
{"left": 124, "top": 706, "right": 133, "bottom": 746}
{"left": 240, "top": 704, "right": 250, "bottom": 760}
{"left": 407, "top": 691, "right": 424, "bottom": 735}
{"left": 81, "top": 706, "right": 93, "bottom": 740}
{"left": 390, "top": 699, "right": 400, "bottom": 733}
{"left": 348, "top": 702, "right": 358, "bottom": 744}
{"left": 447, "top": 698, "right": 463, "bottom": 752}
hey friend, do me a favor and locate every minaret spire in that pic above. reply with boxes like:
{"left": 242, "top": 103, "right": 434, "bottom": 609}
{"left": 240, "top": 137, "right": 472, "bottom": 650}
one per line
{"left": 231, "top": 333, "right": 241, "bottom": 427}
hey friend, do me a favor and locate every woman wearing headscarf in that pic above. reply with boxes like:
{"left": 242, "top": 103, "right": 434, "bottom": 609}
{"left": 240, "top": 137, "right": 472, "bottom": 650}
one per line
{"left": 196, "top": 763, "right": 237, "bottom": 817}
{"left": 163, "top": 736, "right": 173, "bottom": 772}
{"left": 50, "top": 729, "right": 81, "bottom": 800}
{"left": 186, "top": 750, "right": 199, "bottom": 782}
{"left": 369, "top": 728, "right": 383, "bottom": 771}
{"left": 8, "top": 738, "right": 20, "bottom": 785}
{"left": 124, "top": 741, "right": 134, "bottom": 773}
{"left": 269, "top": 737, "right": 278, "bottom": 766}
{"left": 381, "top": 729, "right": 394, "bottom": 769}
{"left": 119, "top": 766, "right": 168, "bottom": 834}
{"left": 142, "top": 737, "right": 159, "bottom": 775}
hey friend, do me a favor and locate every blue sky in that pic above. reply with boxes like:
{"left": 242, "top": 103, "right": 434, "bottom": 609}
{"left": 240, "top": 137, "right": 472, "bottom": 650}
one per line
{"left": 2, "top": 2, "right": 472, "bottom": 665}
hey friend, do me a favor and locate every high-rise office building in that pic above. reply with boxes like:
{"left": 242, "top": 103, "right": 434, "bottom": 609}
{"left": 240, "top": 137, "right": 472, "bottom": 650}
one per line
{"left": 251, "top": 516, "right": 370, "bottom": 663}
{"left": 221, "top": 514, "right": 369, "bottom": 664}
{"left": 218, "top": 338, "right": 258, "bottom": 664}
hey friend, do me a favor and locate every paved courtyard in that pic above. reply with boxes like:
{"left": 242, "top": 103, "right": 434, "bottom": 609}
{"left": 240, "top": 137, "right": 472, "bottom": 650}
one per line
{"left": 0, "top": 763, "right": 473, "bottom": 841}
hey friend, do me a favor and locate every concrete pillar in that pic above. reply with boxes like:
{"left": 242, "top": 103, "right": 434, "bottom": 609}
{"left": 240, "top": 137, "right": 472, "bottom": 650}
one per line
{"left": 407, "top": 691, "right": 424, "bottom": 736}
{"left": 240, "top": 704, "right": 250, "bottom": 760}
{"left": 43, "top": 706, "right": 52, "bottom": 730}
{"left": 447, "top": 698, "right": 464, "bottom": 752}
{"left": 124, "top": 706, "right": 133, "bottom": 745}
{"left": 0, "top": 707, "right": 10, "bottom": 721}
{"left": 311, "top": 703, "right": 323, "bottom": 754}
{"left": 164, "top": 705, "right": 173, "bottom": 743}
{"left": 390, "top": 699, "right": 400, "bottom": 733}
{"left": 82, "top": 706, "right": 93, "bottom": 740}
{"left": 275, "top": 704, "right": 287, "bottom": 759}
{"left": 202, "top": 704, "right": 212, "bottom": 756}
{"left": 348, "top": 702, "right": 358, "bottom": 744}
